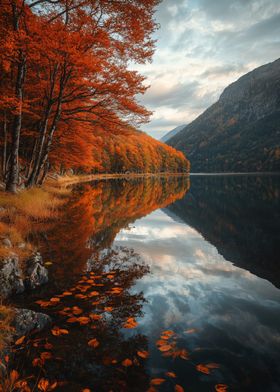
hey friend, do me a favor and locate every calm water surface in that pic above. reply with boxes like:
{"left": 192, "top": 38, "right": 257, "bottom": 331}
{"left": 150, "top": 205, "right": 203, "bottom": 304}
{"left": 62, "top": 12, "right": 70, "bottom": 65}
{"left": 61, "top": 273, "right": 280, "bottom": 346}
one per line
{"left": 12, "top": 175, "right": 280, "bottom": 391}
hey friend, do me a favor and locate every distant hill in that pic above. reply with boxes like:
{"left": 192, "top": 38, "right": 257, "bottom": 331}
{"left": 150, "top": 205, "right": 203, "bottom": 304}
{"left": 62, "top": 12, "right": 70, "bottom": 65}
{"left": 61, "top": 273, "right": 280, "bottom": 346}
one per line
{"left": 161, "top": 124, "right": 187, "bottom": 143}
{"left": 166, "top": 59, "right": 280, "bottom": 172}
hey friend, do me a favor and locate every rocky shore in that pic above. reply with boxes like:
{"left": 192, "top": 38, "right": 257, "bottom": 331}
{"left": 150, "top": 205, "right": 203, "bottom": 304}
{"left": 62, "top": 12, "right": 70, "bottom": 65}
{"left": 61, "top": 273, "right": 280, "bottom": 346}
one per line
{"left": 0, "top": 251, "right": 52, "bottom": 362}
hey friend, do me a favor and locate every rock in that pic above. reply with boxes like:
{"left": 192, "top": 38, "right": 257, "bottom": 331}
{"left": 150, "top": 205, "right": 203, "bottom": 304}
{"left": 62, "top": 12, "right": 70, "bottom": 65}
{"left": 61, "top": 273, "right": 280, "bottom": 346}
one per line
{"left": 2, "top": 238, "right": 12, "bottom": 248}
{"left": 13, "top": 308, "right": 51, "bottom": 337}
{"left": 0, "top": 256, "right": 25, "bottom": 298}
{"left": 24, "top": 252, "right": 48, "bottom": 289}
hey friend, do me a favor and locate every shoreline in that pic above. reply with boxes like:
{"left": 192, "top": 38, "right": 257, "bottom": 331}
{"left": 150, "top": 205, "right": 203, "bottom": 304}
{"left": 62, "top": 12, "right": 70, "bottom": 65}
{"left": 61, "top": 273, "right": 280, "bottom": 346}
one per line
{"left": 52, "top": 171, "right": 190, "bottom": 186}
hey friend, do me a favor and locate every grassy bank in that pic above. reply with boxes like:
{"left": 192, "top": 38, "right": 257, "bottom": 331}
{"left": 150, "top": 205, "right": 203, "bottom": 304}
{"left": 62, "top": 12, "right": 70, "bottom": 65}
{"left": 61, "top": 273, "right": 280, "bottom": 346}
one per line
{"left": 0, "top": 184, "right": 69, "bottom": 261}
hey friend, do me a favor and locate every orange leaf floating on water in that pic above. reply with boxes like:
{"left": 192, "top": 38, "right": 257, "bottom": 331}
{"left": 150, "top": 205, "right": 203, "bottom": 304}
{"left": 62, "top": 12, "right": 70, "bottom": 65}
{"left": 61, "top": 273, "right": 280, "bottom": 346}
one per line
{"left": 161, "top": 330, "right": 174, "bottom": 337}
{"left": 44, "top": 342, "right": 53, "bottom": 350}
{"left": 90, "top": 314, "right": 102, "bottom": 321}
{"left": 50, "top": 297, "right": 60, "bottom": 303}
{"left": 88, "top": 291, "right": 99, "bottom": 297}
{"left": 175, "top": 385, "right": 184, "bottom": 392}
{"left": 151, "top": 378, "right": 165, "bottom": 385}
{"left": 196, "top": 364, "right": 210, "bottom": 374}
{"left": 179, "top": 349, "right": 189, "bottom": 360}
{"left": 51, "top": 327, "right": 69, "bottom": 336}
{"left": 77, "top": 316, "right": 90, "bottom": 325}
{"left": 62, "top": 291, "right": 72, "bottom": 296}
{"left": 215, "top": 384, "right": 228, "bottom": 392}
{"left": 72, "top": 306, "right": 83, "bottom": 315}
{"left": 123, "top": 317, "right": 138, "bottom": 329}
{"left": 122, "top": 358, "right": 133, "bottom": 367}
{"left": 37, "top": 378, "right": 57, "bottom": 391}
{"left": 15, "top": 335, "right": 25, "bottom": 346}
{"left": 184, "top": 328, "right": 197, "bottom": 334}
{"left": 206, "top": 363, "right": 220, "bottom": 369}
{"left": 40, "top": 352, "right": 52, "bottom": 361}
{"left": 158, "top": 344, "right": 172, "bottom": 352}
{"left": 33, "top": 358, "right": 43, "bottom": 367}
{"left": 107, "top": 274, "right": 114, "bottom": 279}
{"left": 36, "top": 300, "right": 51, "bottom": 308}
{"left": 88, "top": 338, "right": 99, "bottom": 348}
{"left": 137, "top": 350, "right": 149, "bottom": 359}
{"left": 67, "top": 317, "right": 78, "bottom": 323}
{"left": 82, "top": 389, "right": 91, "bottom": 392}
{"left": 75, "top": 294, "right": 87, "bottom": 299}
{"left": 104, "top": 307, "right": 113, "bottom": 312}
{"left": 166, "top": 372, "right": 176, "bottom": 378}
{"left": 156, "top": 339, "right": 167, "bottom": 346}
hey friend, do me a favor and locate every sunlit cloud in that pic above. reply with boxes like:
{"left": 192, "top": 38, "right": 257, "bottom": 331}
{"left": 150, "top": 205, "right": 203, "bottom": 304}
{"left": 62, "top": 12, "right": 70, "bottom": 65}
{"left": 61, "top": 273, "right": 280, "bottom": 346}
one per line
{"left": 133, "top": 0, "right": 280, "bottom": 139}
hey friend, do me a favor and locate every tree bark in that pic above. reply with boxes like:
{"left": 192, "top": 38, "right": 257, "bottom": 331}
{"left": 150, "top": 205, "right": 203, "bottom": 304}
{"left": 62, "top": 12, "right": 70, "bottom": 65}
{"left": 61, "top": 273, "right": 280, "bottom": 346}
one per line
{"left": 2, "top": 113, "right": 7, "bottom": 178}
{"left": 5, "top": 56, "right": 25, "bottom": 192}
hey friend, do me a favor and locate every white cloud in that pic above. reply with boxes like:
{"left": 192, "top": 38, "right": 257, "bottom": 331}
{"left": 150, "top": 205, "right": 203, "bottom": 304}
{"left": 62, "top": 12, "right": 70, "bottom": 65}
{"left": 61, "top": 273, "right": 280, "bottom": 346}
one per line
{"left": 134, "top": 0, "right": 280, "bottom": 139}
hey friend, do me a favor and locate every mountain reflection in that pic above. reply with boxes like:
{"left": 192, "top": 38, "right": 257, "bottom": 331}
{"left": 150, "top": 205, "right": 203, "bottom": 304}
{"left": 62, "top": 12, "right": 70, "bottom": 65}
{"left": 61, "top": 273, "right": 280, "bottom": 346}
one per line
{"left": 165, "top": 175, "right": 280, "bottom": 287}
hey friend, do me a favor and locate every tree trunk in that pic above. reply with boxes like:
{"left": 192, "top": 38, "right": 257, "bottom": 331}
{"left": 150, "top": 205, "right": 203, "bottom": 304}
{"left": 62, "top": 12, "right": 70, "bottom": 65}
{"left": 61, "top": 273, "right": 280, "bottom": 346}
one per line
{"left": 38, "top": 161, "right": 50, "bottom": 185}
{"left": 34, "top": 98, "right": 62, "bottom": 184}
{"left": 2, "top": 113, "right": 7, "bottom": 178}
{"left": 27, "top": 113, "right": 50, "bottom": 187}
{"left": 6, "top": 56, "right": 25, "bottom": 193}
{"left": 25, "top": 137, "right": 38, "bottom": 178}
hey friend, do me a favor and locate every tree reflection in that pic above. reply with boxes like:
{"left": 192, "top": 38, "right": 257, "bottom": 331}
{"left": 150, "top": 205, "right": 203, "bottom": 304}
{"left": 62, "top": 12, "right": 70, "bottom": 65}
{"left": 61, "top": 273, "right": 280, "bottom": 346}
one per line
{"left": 12, "top": 247, "right": 151, "bottom": 391}
{"left": 33, "top": 177, "right": 190, "bottom": 282}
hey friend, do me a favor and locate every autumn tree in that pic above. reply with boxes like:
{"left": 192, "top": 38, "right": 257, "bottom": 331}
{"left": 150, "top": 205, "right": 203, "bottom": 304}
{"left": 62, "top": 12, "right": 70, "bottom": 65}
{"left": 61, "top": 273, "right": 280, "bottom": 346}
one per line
{"left": 0, "top": 0, "right": 160, "bottom": 191}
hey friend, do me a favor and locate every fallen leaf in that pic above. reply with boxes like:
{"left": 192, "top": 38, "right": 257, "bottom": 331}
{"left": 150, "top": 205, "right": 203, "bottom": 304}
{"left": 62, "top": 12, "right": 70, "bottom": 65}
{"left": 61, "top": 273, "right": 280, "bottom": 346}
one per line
{"left": 206, "top": 363, "right": 220, "bottom": 369}
{"left": 122, "top": 358, "right": 133, "bottom": 367}
{"left": 15, "top": 335, "right": 25, "bottom": 346}
{"left": 67, "top": 317, "right": 78, "bottom": 323}
{"left": 151, "top": 378, "right": 165, "bottom": 385}
{"left": 184, "top": 328, "right": 197, "bottom": 334}
{"left": 166, "top": 372, "right": 176, "bottom": 378}
{"left": 88, "top": 338, "right": 99, "bottom": 348}
{"left": 51, "top": 327, "right": 69, "bottom": 336}
{"left": 158, "top": 344, "right": 172, "bottom": 352}
{"left": 77, "top": 316, "right": 90, "bottom": 325}
{"left": 196, "top": 364, "right": 210, "bottom": 375}
{"left": 50, "top": 297, "right": 60, "bottom": 303}
{"left": 215, "top": 384, "right": 228, "bottom": 392}
{"left": 137, "top": 350, "right": 149, "bottom": 359}
{"left": 40, "top": 352, "right": 52, "bottom": 361}
{"left": 175, "top": 385, "right": 184, "bottom": 392}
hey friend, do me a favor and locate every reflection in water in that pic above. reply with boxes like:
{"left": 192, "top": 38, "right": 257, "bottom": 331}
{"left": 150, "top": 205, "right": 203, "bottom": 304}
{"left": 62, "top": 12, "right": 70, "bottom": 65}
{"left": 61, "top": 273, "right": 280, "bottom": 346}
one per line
{"left": 31, "top": 177, "right": 189, "bottom": 283}
{"left": 9, "top": 175, "right": 280, "bottom": 391}
{"left": 165, "top": 175, "right": 280, "bottom": 287}
{"left": 115, "top": 175, "right": 280, "bottom": 391}
{"left": 10, "top": 177, "right": 190, "bottom": 391}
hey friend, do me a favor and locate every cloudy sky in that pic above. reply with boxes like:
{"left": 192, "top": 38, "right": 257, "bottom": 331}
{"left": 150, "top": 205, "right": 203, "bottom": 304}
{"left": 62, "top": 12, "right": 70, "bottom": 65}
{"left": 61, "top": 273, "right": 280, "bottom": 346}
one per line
{"left": 135, "top": 0, "right": 280, "bottom": 139}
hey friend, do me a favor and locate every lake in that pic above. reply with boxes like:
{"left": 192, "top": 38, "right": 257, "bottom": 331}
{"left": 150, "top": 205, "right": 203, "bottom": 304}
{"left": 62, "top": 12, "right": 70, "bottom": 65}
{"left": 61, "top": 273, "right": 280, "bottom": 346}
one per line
{"left": 12, "top": 175, "right": 280, "bottom": 391}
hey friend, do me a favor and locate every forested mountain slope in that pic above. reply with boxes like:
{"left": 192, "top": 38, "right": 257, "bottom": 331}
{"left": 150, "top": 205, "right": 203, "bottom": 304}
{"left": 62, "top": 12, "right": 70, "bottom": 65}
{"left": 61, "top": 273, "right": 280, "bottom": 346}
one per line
{"left": 166, "top": 59, "right": 280, "bottom": 172}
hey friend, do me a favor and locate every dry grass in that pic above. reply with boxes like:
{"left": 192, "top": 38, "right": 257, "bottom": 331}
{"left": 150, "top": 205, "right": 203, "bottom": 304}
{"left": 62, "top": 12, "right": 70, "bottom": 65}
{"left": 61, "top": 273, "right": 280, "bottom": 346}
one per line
{"left": 0, "top": 185, "right": 69, "bottom": 260}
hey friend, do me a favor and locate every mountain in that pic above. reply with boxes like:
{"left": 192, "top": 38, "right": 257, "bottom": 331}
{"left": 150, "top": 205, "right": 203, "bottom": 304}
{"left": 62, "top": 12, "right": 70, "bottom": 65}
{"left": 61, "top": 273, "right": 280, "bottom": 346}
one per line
{"left": 166, "top": 59, "right": 280, "bottom": 172}
{"left": 165, "top": 175, "right": 280, "bottom": 288}
{"left": 161, "top": 124, "right": 187, "bottom": 143}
